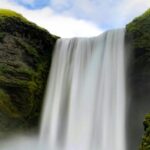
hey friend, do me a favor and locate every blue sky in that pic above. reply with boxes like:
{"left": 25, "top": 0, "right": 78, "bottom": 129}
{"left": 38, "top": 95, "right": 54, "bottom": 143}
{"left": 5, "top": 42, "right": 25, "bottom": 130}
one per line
{"left": 0, "top": 0, "right": 150, "bottom": 37}
{"left": 12, "top": 0, "right": 49, "bottom": 9}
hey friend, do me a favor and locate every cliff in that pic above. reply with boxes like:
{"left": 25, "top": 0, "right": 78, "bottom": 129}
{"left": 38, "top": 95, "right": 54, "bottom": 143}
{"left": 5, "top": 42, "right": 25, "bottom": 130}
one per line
{"left": 126, "top": 9, "right": 150, "bottom": 150}
{"left": 0, "top": 9, "right": 57, "bottom": 135}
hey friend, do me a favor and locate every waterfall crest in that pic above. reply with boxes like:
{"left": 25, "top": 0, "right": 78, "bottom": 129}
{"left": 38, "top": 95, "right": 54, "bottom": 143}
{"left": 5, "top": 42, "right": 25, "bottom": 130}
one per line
{"left": 40, "top": 29, "right": 126, "bottom": 150}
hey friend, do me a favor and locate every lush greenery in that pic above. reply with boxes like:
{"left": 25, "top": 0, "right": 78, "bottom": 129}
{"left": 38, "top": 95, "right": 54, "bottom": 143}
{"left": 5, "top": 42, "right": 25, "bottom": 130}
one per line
{"left": 0, "top": 9, "right": 28, "bottom": 21}
{"left": 0, "top": 9, "right": 58, "bottom": 135}
{"left": 126, "top": 9, "right": 150, "bottom": 59}
{"left": 126, "top": 9, "right": 150, "bottom": 150}
{"left": 140, "top": 114, "right": 150, "bottom": 150}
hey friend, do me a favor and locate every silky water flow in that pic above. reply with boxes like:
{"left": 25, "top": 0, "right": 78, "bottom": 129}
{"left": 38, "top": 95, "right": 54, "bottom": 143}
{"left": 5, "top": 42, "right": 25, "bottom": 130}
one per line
{"left": 40, "top": 29, "right": 126, "bottom": 150}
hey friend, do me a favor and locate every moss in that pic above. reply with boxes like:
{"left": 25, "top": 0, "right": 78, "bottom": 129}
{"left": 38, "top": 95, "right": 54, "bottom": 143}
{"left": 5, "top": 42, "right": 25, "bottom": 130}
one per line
{"left": 126, "top": 9, "right": 150, "bottom": 57}
{"left": 15, "top": 38, "right": 38, "bottom": 58}
{"left": 0, "top": 64, "right": 34, "bottom": 79}
{"left": 0, "top": 9, "right": 43, "bottom": 31}
{"left": 140, "top": 114, "right": 150, "bottom": 150}
{"left": 126, "top": 9, "right": 150, "bottom": 150}
{"left": 0, "top": 9, "right": 26, "bottom": 18}
{"left": 0, "top": 9, "right": 58, "bottom": 133}
{"left": 0, "top": 89, "right": 19, "bottom": 118}
{"left": 0, "top": 9, "right": 58, "bottom": 41}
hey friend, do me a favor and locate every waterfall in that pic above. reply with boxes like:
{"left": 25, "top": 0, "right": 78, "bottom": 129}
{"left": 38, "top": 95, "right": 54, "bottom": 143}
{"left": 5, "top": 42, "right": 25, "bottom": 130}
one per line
{"left": 40, "top": 28, "right": 126, "bottom": 150}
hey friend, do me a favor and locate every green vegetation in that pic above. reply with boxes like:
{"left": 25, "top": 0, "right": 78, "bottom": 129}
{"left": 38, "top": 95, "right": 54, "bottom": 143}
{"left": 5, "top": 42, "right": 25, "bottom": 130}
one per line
{"left": 140, "top": 114, "right": 150, "bottom": 150}
{"left": 0, "top": 9, "right": 45, "bottom": 31}
{"left": 0, "top": 89, "right": 19, "bottom": 118}
{"left": 126, "top": 9, "right": 150, "bottom": 58}
{"left": 0, "top": 9, "right": 25, "bottom": 17}
{"left": 0, "top": 9, "right": 28, "bottom": 21}
{"left": 15, "top": 38, "right": 38, "bottom": 57}
{"left": 0, "top": 9, "right": 58, "bottom": 134}
{"left": 126, "top": 9, "right": 150, "bottom": 150}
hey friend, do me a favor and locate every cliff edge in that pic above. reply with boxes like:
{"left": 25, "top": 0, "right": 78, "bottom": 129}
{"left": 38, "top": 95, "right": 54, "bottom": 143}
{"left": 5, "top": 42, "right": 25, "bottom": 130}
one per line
{"left": 0, "top": 9, "right": 57, "bottom": 134}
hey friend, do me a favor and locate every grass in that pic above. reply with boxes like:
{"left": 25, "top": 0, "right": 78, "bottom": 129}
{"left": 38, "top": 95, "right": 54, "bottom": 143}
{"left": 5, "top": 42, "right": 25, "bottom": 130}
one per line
{"left": 0, "top": 9, "right": 28, "bottom": 22}
{"left": 0, "top": 9, "right": 47, "bottom": 32}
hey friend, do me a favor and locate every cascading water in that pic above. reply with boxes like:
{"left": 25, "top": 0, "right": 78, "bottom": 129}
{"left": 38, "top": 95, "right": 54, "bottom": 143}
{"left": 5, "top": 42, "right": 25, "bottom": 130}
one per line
{"left": 40, "top": 28, "right": 126, "bottom": 150}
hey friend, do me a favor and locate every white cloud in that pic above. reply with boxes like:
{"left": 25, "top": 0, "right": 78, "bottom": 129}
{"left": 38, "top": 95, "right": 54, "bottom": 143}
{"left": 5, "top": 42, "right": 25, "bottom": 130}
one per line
{"left": 0, "top": 0, "right": 102, "bottom": 38}
{"left": 55, "top": 0, "right": 150, "bottom": 29}
{"left": 120, "top": 0, "right": 150, "bottom": 24}
{"left": 19, "top": 8, "right": 102, "bottom": 38}
{"left": 0, "top": 0, "right": 149, "bottom": 37}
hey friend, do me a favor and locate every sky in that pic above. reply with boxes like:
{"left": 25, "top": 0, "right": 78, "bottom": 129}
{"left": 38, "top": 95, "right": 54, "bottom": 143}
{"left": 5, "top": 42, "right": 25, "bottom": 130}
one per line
{"left": 0, "top": 0, "right": 150, "bottom": 37}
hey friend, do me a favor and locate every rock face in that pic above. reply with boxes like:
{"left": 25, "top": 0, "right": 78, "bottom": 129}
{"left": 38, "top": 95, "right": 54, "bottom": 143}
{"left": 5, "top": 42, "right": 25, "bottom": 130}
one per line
{"left": 0, "top": 9, "right": 57, "bottom": 134}
{"left": 126, "top": 9, "right": 150, "bottom": 150}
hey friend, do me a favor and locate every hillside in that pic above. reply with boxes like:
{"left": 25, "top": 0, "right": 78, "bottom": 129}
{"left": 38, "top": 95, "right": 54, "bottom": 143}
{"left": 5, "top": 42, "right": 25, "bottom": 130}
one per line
{"left": 0, "top": 9, "right": 57, "bottom": 135}
{"left": 126, "top": 9, "right": 150, "bottom": 150}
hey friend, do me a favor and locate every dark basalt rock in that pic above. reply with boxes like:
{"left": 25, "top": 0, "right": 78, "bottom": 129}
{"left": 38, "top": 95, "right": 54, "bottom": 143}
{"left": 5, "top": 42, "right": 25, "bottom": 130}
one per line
{"left": 0, "top": 9, "right": 58, "bottom": 135}
{"left": 126, "top": 9, "right": 150, "bottom": 150}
